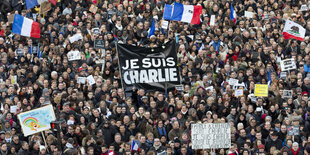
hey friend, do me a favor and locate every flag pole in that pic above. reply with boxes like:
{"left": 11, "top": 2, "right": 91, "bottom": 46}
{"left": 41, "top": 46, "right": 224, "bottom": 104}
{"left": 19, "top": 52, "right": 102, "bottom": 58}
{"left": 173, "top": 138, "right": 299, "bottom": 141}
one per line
{"left": 115, "top": 41, "right": 125, "bottom": 96}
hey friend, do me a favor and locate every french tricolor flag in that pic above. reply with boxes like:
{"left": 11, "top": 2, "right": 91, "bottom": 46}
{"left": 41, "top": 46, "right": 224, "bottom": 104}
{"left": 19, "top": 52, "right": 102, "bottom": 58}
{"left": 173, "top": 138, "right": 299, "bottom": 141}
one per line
{"left": 164, "top": 2, "right": 202, "bottom": 25}
{"left": 131, "top": 140, "right": 140, "bottom": 152}
{"left": 12, "top": 14, "right": 40, "bottom": 38}
{"left": 230, "top": 4, "right": 237, "bottom": 24}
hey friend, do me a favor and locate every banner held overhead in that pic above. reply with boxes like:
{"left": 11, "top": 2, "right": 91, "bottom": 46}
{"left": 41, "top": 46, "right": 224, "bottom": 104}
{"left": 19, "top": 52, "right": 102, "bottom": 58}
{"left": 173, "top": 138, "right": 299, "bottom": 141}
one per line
{"left": 117, "top": 40, "right": 180, "bottom": 93}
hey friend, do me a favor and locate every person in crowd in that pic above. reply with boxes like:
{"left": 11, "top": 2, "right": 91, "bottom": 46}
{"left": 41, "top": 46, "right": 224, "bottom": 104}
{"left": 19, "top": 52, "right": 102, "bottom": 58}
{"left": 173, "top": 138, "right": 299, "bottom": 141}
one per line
{"left": 0, "top": 0, "right": 310, "bottom": 154}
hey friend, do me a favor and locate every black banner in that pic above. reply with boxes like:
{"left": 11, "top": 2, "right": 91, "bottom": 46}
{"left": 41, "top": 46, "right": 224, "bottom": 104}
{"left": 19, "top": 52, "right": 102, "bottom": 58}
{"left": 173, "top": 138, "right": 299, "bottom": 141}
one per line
{"left": 117, "top": 40, "right": 180, "bottom": 93}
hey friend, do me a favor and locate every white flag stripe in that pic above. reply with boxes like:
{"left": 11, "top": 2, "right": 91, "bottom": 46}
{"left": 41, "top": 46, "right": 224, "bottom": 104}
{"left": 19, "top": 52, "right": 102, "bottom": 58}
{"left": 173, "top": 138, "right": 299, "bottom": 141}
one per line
{"left": 37, "top": 0, "right": 48, "bottom": 4}
{"left": 283, "top": 20, "right": 305, "bottom": 39}
{"left": 181, "top": 5, "right": 194, "bottom": 23}
{"left": 21, "top": 18, "right": 33, "bottom": 37}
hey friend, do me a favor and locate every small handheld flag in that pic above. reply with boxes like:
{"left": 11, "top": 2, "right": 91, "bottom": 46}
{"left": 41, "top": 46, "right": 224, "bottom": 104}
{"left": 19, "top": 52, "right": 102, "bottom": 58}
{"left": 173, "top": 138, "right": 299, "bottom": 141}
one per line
{"left": 148, "top": 19, "right": 156, "bottom": 38}
{"left": 230, "top": 4, "right": 237, "bottom": 24}
{"left": 131, "top": 140, "right": 140, "bottom": 152}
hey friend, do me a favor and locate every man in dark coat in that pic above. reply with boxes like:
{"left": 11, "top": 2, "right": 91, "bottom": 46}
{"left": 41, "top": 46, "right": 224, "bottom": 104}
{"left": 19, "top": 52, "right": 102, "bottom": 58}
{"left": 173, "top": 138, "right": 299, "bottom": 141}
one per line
{"left": 265, "top": 131, "right": 283, "bottom": 152}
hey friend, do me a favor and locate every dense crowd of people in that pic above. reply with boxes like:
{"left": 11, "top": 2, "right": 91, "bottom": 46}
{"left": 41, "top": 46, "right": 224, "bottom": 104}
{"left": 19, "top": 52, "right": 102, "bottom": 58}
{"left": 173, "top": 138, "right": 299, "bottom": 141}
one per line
{"left": 0, "top": 0, "right": 310, "bottom": 154}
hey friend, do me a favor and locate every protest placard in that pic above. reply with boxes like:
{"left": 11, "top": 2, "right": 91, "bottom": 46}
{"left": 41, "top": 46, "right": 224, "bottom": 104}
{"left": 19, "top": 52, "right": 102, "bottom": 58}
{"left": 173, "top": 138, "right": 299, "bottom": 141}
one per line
{"left": 254, "top": 84, "right": 268, "bottom": 97}
{"left": 234, "top": 89, "right": 243, "bottom": 97}
{"left": 205, "top": 86, "right": 214, "bottom": 92}
{"left": 77, "top": 77, "right": 86, "bottom": 84}
{"left": 280, "top": 72, "right": 287, "bottom": 79}
{"left": 161, "top": 20, "right": 169, "bottom": 29}
{"left": 8, "top": 14, "right": 15, "bottom": 24}
{"left": 10, "top": 105, "right": 17, "bottom": 113}
{"left": 69, "top": 33, "right": 83, "bottom": 43}
{"left": 87, "top": 75, "right": 95, "bottom": 86}
{"left": 228, "top": 78, "right": 238, "bottom": 86}
{"left": 92, "top": 28, "right": 100, "bottom": 34}
{"left": 40, "top": 1, "right": 51, "bottom": 14}
{"left": 233, "top": 82, "right": 246, "bottom": 90}
{"left": 175, "top": 85, "right": 184, "bottom": 92}
{"left": 191, "top": 123, "right": 231, "bottom": 149}
{"left": 283, "top": 90, "right": 293, "bottom": 98}
{"left": 280, "top": 58, "right": 296, "bottom": 71}
{"left": 11, "top": 76, "right": 17, "bottom": 84}
{"left": 89, "top": 4, "right": 98, "bottom": 14}
{"left": 17, "top": 105, "right": 56, "bottom": 136}
{"left": 30, "top": 45, "right": 39, "bottom": 54}
{"left": 94, "top": 40, "right": 105, "bottom": 49}
{"left": 300, "top": 4, "right": 308, "bottom": 11}
{"left": 67, "top": 51, "right": 81, "bottom": 61}
{"left": 244, "top": 11, "right": 253, "bottom": 18}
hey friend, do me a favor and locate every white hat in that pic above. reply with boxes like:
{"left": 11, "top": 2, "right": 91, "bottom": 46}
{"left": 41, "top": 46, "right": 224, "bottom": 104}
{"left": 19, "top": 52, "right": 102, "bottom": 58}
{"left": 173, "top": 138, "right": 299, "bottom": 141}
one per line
{"left": 40, "top": 145, "right": 46, "bottom": 151}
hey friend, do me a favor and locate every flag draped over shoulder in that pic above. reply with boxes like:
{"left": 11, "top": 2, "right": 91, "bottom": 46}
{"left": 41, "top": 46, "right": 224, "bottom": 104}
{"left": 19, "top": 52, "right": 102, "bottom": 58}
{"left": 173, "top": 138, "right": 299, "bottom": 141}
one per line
{"left": 283, "top": 20, "right": 305, "bottom": 41}
{"left": 163, "top": 2, "right": 202, "bottom": 24}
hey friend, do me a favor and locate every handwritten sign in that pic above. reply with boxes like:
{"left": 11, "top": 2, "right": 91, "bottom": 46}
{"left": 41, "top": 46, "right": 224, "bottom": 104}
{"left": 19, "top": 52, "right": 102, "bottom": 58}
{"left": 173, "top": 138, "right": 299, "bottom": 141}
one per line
{"left": 234, "top": 89, "right": 244, "bottom": 97}
{"left": 161, "top": 20, "right": 169, "bottom": 29}
{"left": 191, "top": 123, "right": 231, "bottom": 149}
{"left": 228, "top": 78, "right": 238, "bottom": 86}
{"left": 77, "top": 77, "right": 86, "bottom": 84}
{"left": 10, "top": 105, "right": 17, "bottom": 113}
{"left": 244, "top": 11, "right": 253, "bottom": 18}
{"left": 254, "top": 84, "right": 268, "bottom": 97}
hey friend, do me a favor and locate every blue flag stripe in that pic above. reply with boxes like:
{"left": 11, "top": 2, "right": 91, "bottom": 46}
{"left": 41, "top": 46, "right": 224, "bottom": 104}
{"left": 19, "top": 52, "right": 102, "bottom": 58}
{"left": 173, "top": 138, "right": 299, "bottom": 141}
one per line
{"left": 12, "top": 14, "right": 24, "bottom": 35}
{"left": 230, "top": 4, "right": 234, "bottom": 20}
{"left": 171, "top": 2, "right": 184, "bottom": 21}
{"left": 163, "top": 4, "right": 173, "bottom": 20}
{"left": 26, "top": 0, "right": 39, "bottom": 10}
{"left": 148, "top": 19, "right": 155, "bottom": 37}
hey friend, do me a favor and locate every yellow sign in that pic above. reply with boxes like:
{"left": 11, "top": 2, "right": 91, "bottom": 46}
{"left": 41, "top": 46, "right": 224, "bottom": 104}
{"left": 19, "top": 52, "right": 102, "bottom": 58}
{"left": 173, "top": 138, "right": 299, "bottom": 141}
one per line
{"left": 254, "top": 84, "right": 269, "bottom": 97}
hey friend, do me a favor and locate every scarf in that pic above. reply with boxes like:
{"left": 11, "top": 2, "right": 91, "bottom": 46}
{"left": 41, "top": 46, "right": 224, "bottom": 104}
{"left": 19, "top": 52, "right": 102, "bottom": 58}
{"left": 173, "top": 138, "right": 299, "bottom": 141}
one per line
{"left": 5, "top": 137, "right": 11, "bottom": 143}
{"left": 291, "top": 148, "right": 300, "bottom": 155}
{"left": 157, "top": 126, "right": 167, "bottom": 137}
{"left": 6, "top": 118, "right": 13, "bottom": 127}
